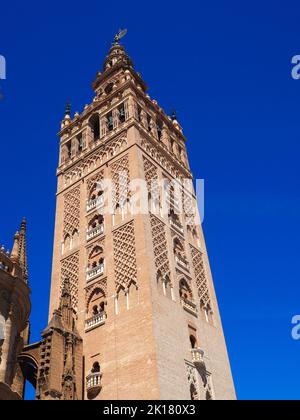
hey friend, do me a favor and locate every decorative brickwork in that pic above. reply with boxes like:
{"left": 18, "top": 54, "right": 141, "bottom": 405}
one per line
{"left": 150, "top": 215, "right": 171, "bottom": 282}
{"left": 60, "top": 252, "right": 80, "bottom": 313}
{"left": 183, "top": 192, "right": 195, "bottom": 227}
{"left": 110, "top": 155, "right": 130, "bottom": 208}
{"left": 140, "top": 137, "right": 190, "bottom": 181}
{"left": 143, "top": 156, "right": 160, "bottom": 201}
{"left": 63, "top": 187, "right": 80, "bottom": 237}
{"left": 113, "top": 221, "right": 138, "bottom": 291}
{"left": 189, "top": 245, "right": 211, "bottom": 308}
{"left": 64, "top": 135, "right": 127, "bottom": 186}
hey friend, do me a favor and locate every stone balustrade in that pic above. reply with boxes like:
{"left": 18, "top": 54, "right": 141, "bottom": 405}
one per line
{"left": 175, "top": 255, "right": 189, "bottom": 271}
{"left": 86, "top": 224, "right": 104, "bottom": 241}
{"left": 86, "top": 264, "right": 104, "bottom": 282}
{"left": 191, "top": 348, "right": 205, "bottom": 368}
{"left": 86, "top": 372, "right": 102, "bottom": 391}
{"left": 181, "top": 298, "right": 198, "bottom": 316}
{"left": 86, "top": 195, "right": 104, "bottom": 212}
{"left": 85, "top": 312, "right": 106, "bottom": 332}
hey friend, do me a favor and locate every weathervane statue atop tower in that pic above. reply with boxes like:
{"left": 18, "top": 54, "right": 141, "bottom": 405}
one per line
{"left": 113, "top": 28, "right": 128, "bottom": 44}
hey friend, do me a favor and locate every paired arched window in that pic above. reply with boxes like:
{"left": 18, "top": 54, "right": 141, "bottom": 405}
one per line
{"left": 173, "top": 238, "right": 184, "bottom": 258}
{"left": 62, "top": 229, "right": 79, "bottom": 254}
{"left": 87, "top": 288, "right": 106, "bottom": 318}
{"left": 88, "top": 215, "right": 104, "bottom": 231}
{"left": 156, "top": 271, "right": 173, "bottom": 299}
{"left": 88, "top": 246, "right": 104, "bottom": 271}
{"left": 89, "top": 183, "right": 103, "bottom": 202}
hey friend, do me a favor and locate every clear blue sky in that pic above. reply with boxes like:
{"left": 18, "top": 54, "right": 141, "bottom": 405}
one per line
{"left": 1, "top": 0, "right": 299, "bottom": 400}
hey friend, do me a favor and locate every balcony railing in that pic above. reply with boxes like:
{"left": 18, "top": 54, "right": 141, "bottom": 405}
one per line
{"left": 191, "top": 348, "right": 205, "bottom": 368}
{"left": 86, "top": 224, "right": 104, "bottom": 241}
{"left": 181, "top": 298, "right": 198, "bottom": 316}
{"left": 175, "top": 255, "right": 189, "bottom": 271}
{"left": 86, "top": 264, "right": 104, "bottom": 282}
{"left": 86, "top": 372, "right": 102, "bottom": 391}
{"left": 86, "top": 195, "right": 104, "bottom": 212}
{"left": 169, "top": 218, "right": 184, "bottom": 234}
{"left": 85, "top": 312, "right": 106, "bottom": 331}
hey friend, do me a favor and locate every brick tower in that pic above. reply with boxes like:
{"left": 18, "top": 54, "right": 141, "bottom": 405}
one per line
{"left": 31, "top": 32, "right": 235, "bottom": 400}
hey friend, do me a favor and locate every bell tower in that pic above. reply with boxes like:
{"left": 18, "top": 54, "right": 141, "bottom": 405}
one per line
{"left": 43, "top": 31, "right": 235, "bottom": 400}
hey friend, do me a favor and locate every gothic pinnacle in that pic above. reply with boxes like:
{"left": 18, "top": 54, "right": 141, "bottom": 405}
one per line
{"left": 18, "top": 217, "right": 29, "bottom": 283}
{"left": 11, "top": 231, "right": 20, "bottom": 262}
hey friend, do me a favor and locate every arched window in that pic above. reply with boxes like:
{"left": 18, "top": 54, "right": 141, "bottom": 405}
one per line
{"left": 60, "top": 142, "right": 71, "bottom": 164}
{"left": 91, "top": 362, "right": 100, "bottom": 373}
{"left": 179, "top": 279, "right": 193, "bottom": 302}
{"left": 89, "top": 246, "right": 103, "bottom": 266}
{"left": 128, "top": 282, "right": 139, "bottom": 309}
{"left": 72, "top": 229, "right": 79, "bottom": 248}
{"left": 200, "top": 300, "right": 214, "bottom": 324}
{"left": 63, "top": 234, "right": 71, "bottom": 253}
{"left": 87, "top": 288, "right": 106, "bottom": 319}
{"left": 116, "top": 286, "right": 127, "bottom": 314}
{"left": 88, "top": 215, "right": 104, "bottom": 231}
{"left": 104, "top": 83, "right": 113, "bottom": 95}
{"left": 89, "top": 182, "right": 104, "bottom": 202}
{"left": 190, "top": 334, "right": 197, "bottom": 349}
{"left": 156, "top": 271, "right": 173, "bottom": 299}
{"left": 173, "top": 238, "right": 184, "bottom": 257}
{"left": 89, "top": 114, "right": 100, "bottom": 141}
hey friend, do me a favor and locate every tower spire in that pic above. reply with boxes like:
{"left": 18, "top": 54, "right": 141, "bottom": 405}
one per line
{"left": 18, "top": 217, "right": 28, "bottom": 283}
{"left": 103, "top": 30, "right": 133, "bottom": 73}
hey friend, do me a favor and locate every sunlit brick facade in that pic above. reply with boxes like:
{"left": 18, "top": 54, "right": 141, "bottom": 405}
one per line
{"left": 22, "top": 35, "right": 235, "bottom": 400}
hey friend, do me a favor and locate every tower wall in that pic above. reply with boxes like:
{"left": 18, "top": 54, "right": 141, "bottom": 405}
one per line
{"left": 46, "top": 40, "right": 236, "bottom": 400}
